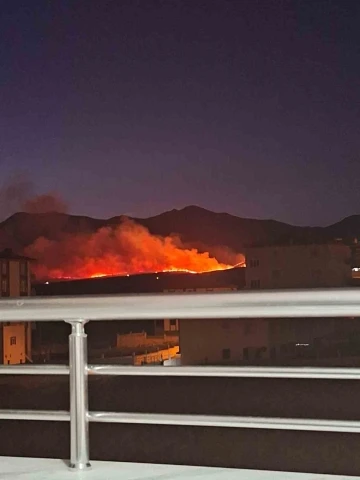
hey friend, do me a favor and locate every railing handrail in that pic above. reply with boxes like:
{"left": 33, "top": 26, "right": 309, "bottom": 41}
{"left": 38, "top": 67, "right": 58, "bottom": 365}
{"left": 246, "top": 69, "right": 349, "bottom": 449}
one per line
{"left": 1, "top": 288, "right": 360, "bottom": 472}
{"left": 3, "top": 364, "right": 360, "bottom": 380}
{"left": 0, "top": 288, "right": 360, "bottom": 321}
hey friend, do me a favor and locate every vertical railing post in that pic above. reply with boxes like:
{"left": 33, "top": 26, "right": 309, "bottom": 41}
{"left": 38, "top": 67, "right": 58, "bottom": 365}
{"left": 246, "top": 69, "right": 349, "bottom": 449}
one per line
{"left": 67, "top": 319, "right": 91, "bottom": 470}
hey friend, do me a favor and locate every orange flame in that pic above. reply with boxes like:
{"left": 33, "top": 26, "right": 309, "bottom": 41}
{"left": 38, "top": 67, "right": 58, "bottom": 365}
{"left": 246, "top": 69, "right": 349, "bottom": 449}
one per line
{"left": 25, "top": 219, "right": 244, "bottom": 280}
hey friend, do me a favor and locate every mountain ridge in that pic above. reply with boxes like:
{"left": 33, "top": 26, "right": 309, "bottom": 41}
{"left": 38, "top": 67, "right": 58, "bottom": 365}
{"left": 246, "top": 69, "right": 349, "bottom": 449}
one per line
{"left": 0, "top": 205, "right": 359, "bottom": 254}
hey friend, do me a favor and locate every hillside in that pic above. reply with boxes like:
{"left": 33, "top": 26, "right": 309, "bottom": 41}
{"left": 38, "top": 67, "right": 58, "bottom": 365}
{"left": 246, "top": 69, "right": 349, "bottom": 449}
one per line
{"left": 0, "top": 207, "right": 359, "bottom": 255}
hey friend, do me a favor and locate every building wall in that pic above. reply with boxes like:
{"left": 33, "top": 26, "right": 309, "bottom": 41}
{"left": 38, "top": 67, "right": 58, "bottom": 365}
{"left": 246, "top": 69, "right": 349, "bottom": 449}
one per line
{"left": 0, "top": 256, "right": 33, "bottom": 364}
{"left": 2, "top": 324, "right": 26, "bottom": 364}
{"left": 180, "top": 317, "right": 360, "bottom": 366}
{"left": 9, "top": 260, "right": 21, "bottom": 297}
{"left": 245, "top": 244, "right": 351, "bottom": 290}
{"left": 180, "top": 318, "right": 269, "bottom": 365}
{"left": 164, "top": 318, "right": 179, "bottom": 332}
{"left": 154, "top": 319, "right": 179, "bottom": 335}
{"left": 267, "top": 318, "right": 335, "bottom": 357}
{"left": 0, "top": 259, "right": 31, "bottom": 297}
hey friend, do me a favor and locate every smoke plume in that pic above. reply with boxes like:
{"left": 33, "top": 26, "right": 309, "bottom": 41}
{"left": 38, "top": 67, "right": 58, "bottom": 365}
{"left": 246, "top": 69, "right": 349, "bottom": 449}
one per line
{"left": 25, "top": 219, "right": 241, "bottom": 280}
{"left": 23, "top": 194, "right": 68, "bottom": 214}
{"left": 0, "top": 174, "right": 67, "bottom": 218}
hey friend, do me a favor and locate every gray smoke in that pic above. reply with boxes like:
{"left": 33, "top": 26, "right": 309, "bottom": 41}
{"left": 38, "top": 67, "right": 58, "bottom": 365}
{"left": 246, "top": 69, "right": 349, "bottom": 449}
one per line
{"left": 0, "top": 173, "right": 68, "bottom": 219}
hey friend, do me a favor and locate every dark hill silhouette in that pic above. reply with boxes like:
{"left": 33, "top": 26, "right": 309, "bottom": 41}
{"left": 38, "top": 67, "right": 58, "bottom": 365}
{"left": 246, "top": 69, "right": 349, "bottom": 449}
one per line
{"left": 0, "top": 206, "right": 359, "bottom": 253}
{"left": 325, "top": 215, "right": 360, "bottom": 239}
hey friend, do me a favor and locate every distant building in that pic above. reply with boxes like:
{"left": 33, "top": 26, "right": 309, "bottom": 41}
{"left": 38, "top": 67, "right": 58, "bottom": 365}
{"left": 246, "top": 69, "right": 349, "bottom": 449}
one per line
{"left": 0, "top": 249, "right": 34, "bottom": 365}
{"left": 162, "top": 286, "right": 250, "bottom": 366}
{"left": 157, "top": 286, "right": 239, "bottom": 336}
{"left": 179, "top": 315, "right": 360, "bottom": 366}
{"left": 245, "top": 243, "right": 351, "bottom": 290}
{"left": 180, "top": 317, "right": 268, "bottom": 365}
{"left": 177, "top": 248, "right": 354, "bottom": 365}
{"left": 351, "top": 240, "right": 360, "bottom": 281}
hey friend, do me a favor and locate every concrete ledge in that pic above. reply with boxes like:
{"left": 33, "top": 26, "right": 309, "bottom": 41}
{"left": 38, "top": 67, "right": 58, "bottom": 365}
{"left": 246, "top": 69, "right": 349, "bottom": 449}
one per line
{"left": 0, "top": 456, "right": 357, "bottom": 479}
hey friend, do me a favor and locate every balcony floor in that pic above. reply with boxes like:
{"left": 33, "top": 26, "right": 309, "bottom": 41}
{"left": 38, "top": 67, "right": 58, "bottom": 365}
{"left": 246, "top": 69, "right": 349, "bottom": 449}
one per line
{"left": 1, "top": 457, "right": 358, "bottom": 480}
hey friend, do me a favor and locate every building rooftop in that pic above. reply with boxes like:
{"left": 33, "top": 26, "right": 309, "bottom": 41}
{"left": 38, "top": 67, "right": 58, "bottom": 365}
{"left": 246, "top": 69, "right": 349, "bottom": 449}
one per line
{"left": 3, "top": 457, "right": 357, "bottom": 480}
{"left": 0, "top": 248, "right": 35, "bottom": 262}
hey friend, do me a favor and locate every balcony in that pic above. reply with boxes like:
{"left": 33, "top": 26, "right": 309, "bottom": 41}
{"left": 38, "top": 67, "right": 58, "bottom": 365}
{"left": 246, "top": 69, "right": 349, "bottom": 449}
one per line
{"left": 1, "top": 289, "right": 360, "bottom": 479}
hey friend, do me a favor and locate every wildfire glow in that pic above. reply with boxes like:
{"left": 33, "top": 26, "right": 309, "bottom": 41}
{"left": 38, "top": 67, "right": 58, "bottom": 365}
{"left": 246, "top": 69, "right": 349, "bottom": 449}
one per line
{"left": 25, "top": 219, "right": 244, "bottom": 280}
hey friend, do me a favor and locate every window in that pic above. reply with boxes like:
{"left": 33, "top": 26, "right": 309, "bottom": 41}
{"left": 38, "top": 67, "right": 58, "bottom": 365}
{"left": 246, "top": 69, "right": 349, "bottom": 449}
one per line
{"left": 1, "top": 278, "right": 9, "bottom": 296}
{"left": 1, "top": 261, "right": 8, "bottom": 275}
{"left": 20, "top": 261, "right": 28, "bottom": 276}
{"left": 10, "top": 336, "right": 16, "bottom": 346}
{"left": 250, "top": 279, "right": 261, "bottom": 289}
{"left": 20, "top": 278, "right": 28, "bottom": 296}
{"left": 170, "top": 319, "right": 177, "bottom": 327}
{"left": 249, "top": 259, "right": 260, "bottom": 268}
{"left": 222, "top": 348, "right": 231, "bottom": 360}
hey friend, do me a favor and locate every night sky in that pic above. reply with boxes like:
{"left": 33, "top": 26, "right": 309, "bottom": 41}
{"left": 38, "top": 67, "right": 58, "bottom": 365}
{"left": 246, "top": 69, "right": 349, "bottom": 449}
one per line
{"left": 1, "top": 0, "right": 359, "bottom": 226}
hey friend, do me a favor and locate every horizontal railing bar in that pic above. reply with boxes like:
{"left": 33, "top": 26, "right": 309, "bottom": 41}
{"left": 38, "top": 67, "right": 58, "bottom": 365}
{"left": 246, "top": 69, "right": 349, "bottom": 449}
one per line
{"left": 2, "top": 364, "right": 359, "bottom": 380}
{"left": 0, "top": 365, "right": 69, "bottom": 375}
{"left": 3, "top": 408, "right": 360, "bottom": 434}
{"left": 88, "top": 365, "right": 360, "bottom": 380}
{"left": 0, "top": 410, "right": 69, "bottom": 422}
{"left": 0, "top": 288, "right": 360, "bottom": 321}
{"left": 89, "top": 412, "right": 360, "bottom": 433}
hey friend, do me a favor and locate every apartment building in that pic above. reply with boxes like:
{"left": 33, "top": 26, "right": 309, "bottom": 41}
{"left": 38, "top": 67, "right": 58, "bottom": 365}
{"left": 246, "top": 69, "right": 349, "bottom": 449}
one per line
{"left": 179, "top": 244, "right": 354, "bottom": 366}
{"left": 0, "top": 249, "right": 34, "bottom": 364}
{"left": 245, "top": 243, "right": 351, "bottom": 290}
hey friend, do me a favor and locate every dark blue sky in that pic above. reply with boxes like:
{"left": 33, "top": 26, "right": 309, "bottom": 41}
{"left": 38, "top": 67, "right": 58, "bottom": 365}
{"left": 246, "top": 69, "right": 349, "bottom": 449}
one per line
{"left": 1, "top": 0, "right": 359, "bottom": 226}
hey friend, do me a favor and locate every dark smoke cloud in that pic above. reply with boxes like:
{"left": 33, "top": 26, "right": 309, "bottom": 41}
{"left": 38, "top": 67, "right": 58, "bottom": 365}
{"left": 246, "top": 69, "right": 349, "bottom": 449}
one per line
{"left": 0, "top": 174, "right": 68, "bottom": 219}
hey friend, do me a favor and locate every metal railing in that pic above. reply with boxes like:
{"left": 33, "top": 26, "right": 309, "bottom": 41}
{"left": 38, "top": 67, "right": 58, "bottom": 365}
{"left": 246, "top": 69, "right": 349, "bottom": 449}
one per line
{"left": 0, "top": 288, "right": 360, "bottom": 470}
